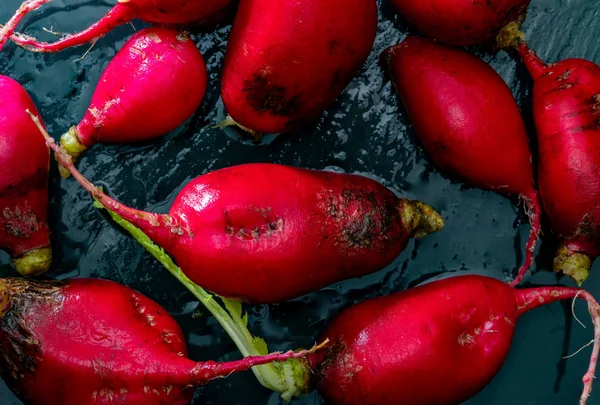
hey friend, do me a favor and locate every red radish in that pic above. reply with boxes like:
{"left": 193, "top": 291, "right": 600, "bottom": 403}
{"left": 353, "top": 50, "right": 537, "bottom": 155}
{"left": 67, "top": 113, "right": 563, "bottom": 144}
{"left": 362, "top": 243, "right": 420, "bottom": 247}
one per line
{"left": 383, "top": 36, "right": 540, "bottom": 287}
{"left": 5, "top": 0, "right": 234, "bottom": 52}
{"left": 220, "top": 0, "right": 378, "bottom": 136}
{"left": 308, "top": 275, "right": 600, "bottom": 405}
{"left": 0, "top": 76, "right": 51, "bottom": 276}
{"left": 54, "top": 26, "right": 207, "bottom": 177}
{"left": 30, "top": 112, "right": 444, "bottom": 303}
{"left": 388, "top": 0, "right": 530, "bottom": 46}
{"left": 498, "top": 25, "right": 600, "bottom": 285}
{"left": 0, "top": 277, "right": 318, "bottom": 405}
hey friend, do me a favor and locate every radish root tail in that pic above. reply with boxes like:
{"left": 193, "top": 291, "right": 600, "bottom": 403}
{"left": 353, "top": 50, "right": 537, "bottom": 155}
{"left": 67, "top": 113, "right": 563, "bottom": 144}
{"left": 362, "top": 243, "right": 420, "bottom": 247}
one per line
{"left": 0, "top": 0, "right": 53, "bottom": 52}
{"left": 508, "top": 192, "right": 542, "bottom": 287}
{"left": 517, "top": 287, "right": 600, "bottom": 404}
{"left": 9, "top": 3, "right": 133, "bottom": 53}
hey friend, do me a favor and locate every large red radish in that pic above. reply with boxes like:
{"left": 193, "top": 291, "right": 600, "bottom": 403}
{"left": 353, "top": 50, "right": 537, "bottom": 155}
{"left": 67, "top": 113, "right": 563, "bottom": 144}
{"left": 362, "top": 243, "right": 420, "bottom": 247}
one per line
{"left": 30, "top": 111, "right": 444, "bottom": 303}
{"left": 498, "top": 25, "right": 600, "bottom": 285}
{"left": 4, "top": 0, "right": 234, "bottom": 52}
{"left": 54, "top": 26, "right": 207, "bottom": 177}
{"left": 383, "top": 36, "right": 540, "bottom": 286}
{"left": 388, "top": 0, "right": 530, "bottom": 46}
{"left": 220, "top": 0, "right": 378, "bottom": 137}
{"left": 0, "top": 277, "right": 319, "bottom": 405}
{"left": 308, "top": 275, "right": 600, "bottom": 405}
{"left": 0, "top": 76, "right": 51, "bottom": 275}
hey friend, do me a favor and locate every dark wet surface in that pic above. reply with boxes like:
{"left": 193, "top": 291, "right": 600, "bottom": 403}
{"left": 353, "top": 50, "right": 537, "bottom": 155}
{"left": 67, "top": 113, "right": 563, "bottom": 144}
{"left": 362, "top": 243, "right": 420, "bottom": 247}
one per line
{"left": 1, "top": 0, "right": 600, "bottom": 403}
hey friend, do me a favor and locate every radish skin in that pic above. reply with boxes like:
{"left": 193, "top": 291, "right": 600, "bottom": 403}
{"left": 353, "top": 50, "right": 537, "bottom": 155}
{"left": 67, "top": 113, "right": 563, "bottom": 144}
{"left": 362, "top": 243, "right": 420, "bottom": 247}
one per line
{"left": 0, "top": 76, "right": 51, "bottom": 275}
{"left": 499, "top": 24, "right": 600, "bottom": 285}
{"left": 309, "top": 275, "right": 600, "bottom": 405}
{"left": 383, "top": 36, "right": 540, "bottom": 286}
{"left": 220, "top": 0, "right": 378, "bottom": 135}
{"left": 5, "top": 0, "right": 234, "bottom": 52}
{"left": 55, "top": 27, "right": 207, "bottom": 177}
{"left": 0, "top": 277, "right": 320, "bottom": 405}
{"left": 30, "top": 111, "right": 444, "bottom": 303}
{"left": 388, "top": 0, "right": 530, "bottom": 46}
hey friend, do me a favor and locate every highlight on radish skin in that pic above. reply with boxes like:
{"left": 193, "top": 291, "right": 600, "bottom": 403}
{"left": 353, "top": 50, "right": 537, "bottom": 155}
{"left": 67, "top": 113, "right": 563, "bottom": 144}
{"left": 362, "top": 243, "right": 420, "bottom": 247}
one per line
{"left": 498, "top": 23, "right": 600, "bottom": 285}
{"left": 29, "top": 110, "right": 445, "bottom": 304}
{"left": 53, "top": 27, "right": 207, "bottom": 178}
{"left": 383, "top": 36, "right": 541, "bottom": 287}
{"left": 0, "top": 277, "right": 323, "bottom": 405}
{"left": 5, "top": 0, "right": 234, "bottom": 53}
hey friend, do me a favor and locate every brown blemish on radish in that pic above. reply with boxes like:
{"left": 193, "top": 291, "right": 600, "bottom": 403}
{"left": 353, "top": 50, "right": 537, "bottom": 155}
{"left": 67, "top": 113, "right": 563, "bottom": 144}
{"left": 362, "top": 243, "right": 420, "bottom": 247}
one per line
{"left": 557, "top": 69, "right": 576, "bottom": 81}
{"left": 248, "top": 205, "right": 272, "bottom": 218}
{"left": 458, "top": 331, "right": 476, "bottom": 346}
{"left": 242, "top": 72, "right": 302, "bottom": 117}
{"left": 3, "top": 206, "right": 43, "bottom": 239}
{"left": 147, "top": 32, "right": 161, "bottom": 43}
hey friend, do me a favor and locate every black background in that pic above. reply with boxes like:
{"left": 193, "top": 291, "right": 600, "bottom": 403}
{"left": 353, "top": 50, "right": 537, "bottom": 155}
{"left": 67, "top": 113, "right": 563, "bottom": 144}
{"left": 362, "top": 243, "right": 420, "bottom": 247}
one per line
{"left": 1, "top": 0, "right": 599, "bottom": 404}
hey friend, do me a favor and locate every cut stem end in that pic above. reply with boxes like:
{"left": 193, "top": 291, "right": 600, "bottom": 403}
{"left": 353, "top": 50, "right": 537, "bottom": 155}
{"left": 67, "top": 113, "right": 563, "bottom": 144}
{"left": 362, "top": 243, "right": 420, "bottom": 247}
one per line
{"left": 57, "top": 127, "right": 87, "bottom": 178}
{"left": 554, "top": 245, "right": 592, "bottom": 286}
{"left": 12, "top": 247, "right": 52, "bottom": 276}
{"left": 496, "top": 21, "right": 526, "bottom": 50}
{"left": 399, "top": 199, "right": 444, "bottom": 239}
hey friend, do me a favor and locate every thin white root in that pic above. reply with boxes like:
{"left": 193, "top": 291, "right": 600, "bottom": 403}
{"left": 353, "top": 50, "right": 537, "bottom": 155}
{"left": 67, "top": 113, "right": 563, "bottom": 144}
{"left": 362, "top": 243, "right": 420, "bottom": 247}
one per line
{"left": 574, "top": 291, "right": 588, "bottom": 329}
{"left": 565, "top": 339, "right": 596, "bottom": 359}
{"left": 42, "top": 26, "right": 63, "bottom": 36}
{"left": 73, "top": 38, "right": 97, "bottom": 62}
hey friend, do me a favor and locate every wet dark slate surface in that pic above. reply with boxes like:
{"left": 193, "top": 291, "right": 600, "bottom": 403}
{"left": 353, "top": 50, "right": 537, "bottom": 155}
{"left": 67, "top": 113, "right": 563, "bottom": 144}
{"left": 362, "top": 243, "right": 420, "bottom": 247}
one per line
{"left": 1, "top": 0, "right": 600, "bottom": 404}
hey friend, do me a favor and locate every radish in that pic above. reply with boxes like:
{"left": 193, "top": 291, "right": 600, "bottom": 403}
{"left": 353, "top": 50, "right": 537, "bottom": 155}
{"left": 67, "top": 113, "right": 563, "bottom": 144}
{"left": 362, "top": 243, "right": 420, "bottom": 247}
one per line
{"left": 53, "top": 26, "right": 207, "bottom": 177}
{"left": 498, "top": 25, "right": 600, "bottom": 285}
{"left": 4, "top": 0, "right": 234, "bottom": 52}
{"left": 30, "top": 111, "right": 444, "bottom": 303}
{"left": 388, "top": 0, "right": 530, "bottom": 46}
{"left": 0, "top": 76, "right": 51, "bottom": 276}
{"left": 307, "top": 274, "right": 600, "bottom": 405}
{"left": 0, "top": 277, "right": 321, "bottom": 405}
{"left": 219, "top": 0, "right": 378, "bottom": 137}
{"left": 382, "top": 36, "right": 540, "bottom": 286}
